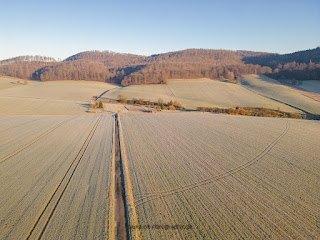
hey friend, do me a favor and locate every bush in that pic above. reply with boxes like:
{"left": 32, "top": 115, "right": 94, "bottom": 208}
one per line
{"left": 173, "top": 100, "right": 182, "bottom": 109}
{"left": 118, "top": 95, "right": 127, "bottom": 104}
{"left": 169, "top": 105, "right": 175, "bottom": 110}
{"left": 197, "top": 106, "right": 304, "bottom": 119}
{"left": 137, "top": 98, "right": 145, "bottom": 105}
{"left": 99, "top": 101, "right": 104, "bottom": 109}
{"left": 132, "top": 98, "right": 137, "bottom": 104}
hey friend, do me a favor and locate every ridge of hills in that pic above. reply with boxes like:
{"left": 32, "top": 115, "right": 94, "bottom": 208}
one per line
{"left": 0, "top": 47, "right": 319, "bottom": 86}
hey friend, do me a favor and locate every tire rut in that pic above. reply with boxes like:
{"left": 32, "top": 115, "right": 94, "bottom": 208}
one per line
{"left": 0, "top": 115, "right": 79, "bottom": 165}
{"left": 24, "top": 115, "right": 102, "bottom": 240}
{"left": 135, "top": 120, "right": 291, "bottom": 207}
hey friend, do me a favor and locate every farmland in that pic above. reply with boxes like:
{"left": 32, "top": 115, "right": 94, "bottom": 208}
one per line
{"left": 120, "top": 113, "right": 320, "bottom": 239}
{"left": 0, "top": 79, "right": 117, "bottom": 114}
{"left": 0, "top": 76, "right": 319, "bottom": 240}
{"left": 299, "top": 80, "right": 320, "bottom": 94}
{"left": 0, "top": 77, "right": 29, "bottom": 90}
{"left": 101, "top": 78, "right": 307, "bottom": 113}
{"left": 0, "top": 114, "right": 115, "bottom": 239}
{"left": 241, "top": 75, "right": 320, "bottom": 114}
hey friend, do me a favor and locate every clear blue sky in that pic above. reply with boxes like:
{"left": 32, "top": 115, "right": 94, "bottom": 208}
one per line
{"left": 0, "top": 0, "right": 319, "bottom": 60}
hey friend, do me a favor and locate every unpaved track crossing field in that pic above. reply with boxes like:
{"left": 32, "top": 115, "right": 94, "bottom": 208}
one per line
{"left": 120, "top": 113, "right": 320, "bottom": 239}
{"left": 1, "top": 112, "right": 320, "bottom": 240}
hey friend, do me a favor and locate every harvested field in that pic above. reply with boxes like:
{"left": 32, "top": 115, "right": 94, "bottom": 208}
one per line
{"left": 101, "top": 79, "right": 298, "bottom": 112}
{"left": 0, "top": 80, "right": 117, "bottom": 114}
{"left": 241, "top": 75, "right": 320, "bottom": 114}
{"left": 120, "top": 113, "right": 320, "bottom": 239}
{"left": 0, "top": 114, "right": 114, "bottom": 239}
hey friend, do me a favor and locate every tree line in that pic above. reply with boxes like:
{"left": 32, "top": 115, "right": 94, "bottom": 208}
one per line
{"left": 0, "top": 48, "right": 319, "bottom": 84}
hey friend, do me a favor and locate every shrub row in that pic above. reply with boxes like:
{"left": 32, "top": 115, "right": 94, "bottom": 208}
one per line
{"left": 196, "top": 106, "right": 305, "bottom": 119}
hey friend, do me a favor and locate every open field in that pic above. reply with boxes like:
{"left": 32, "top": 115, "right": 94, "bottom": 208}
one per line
{"left": 241, "top": 75, "right": 320, "bottom": 114}
{"left": 0, "top": 114, "right": 114, "bottom": 239}
{"left": 120, "top": 113, "right": 320, "bottom": 239}
{"left": 0, "top": 80, "right": 117, "bottom": 114}
{"left": 299, "top": 80, "right": 320, "bottom": 94}
{"left": 1, "top": 75, "right": 320, "bottom": 239}
{"left": 101, "top": 79, "right": 299, "bottom": 112}
{"left": 0, "top": 77, "right": 31, "bottom": 90}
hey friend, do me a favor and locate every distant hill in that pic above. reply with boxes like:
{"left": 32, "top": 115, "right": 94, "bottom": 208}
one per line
{"left": 0, "top": 55, "right": 57, "bottom": 65}
{"left": 243, "top": 47, "right": 320, "bottom": 68}
{"left": 65, "top": 51, "right": 147, "bottom": 68}
{"left": 0, "top": 48, "right": 319, "bottom": 85}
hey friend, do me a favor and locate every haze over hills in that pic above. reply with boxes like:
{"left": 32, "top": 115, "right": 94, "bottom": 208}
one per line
{"left": 0, "top": 47, "right": 319, "bottom": 86}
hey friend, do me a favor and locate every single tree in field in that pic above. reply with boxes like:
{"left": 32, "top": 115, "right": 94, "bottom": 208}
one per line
{"left": 99, "top": 101, "right": 104, "bottom": 109}
{"left": 161, "top": 103, "right": 165, "bottom": 110}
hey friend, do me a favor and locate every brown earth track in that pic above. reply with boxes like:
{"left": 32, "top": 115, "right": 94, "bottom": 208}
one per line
{"left": 24, "top": 116, "right": 102, "bottom": 240}
{"left": 114, "top": 114, "right": 128, "bottom": 240}
{"left": 0, "top": 115, "right": 79, "bottom": 165}
{"left": 135, "top": 120, "right": 290, "bottom": 207}
{"left": 117, "top": 115, "right": 142, "bottom": 240}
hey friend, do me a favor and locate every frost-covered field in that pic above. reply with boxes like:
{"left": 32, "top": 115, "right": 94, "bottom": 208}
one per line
{"left": 102, "top": 78, "right": 298, "bottom": 112}
{"left": 0, "top": 80, "right": 117, "bottom": 114}
{"left": 299, "top": 80, "right": 320, "bottom": 94}
{"left": 241, "top": 75, "right": 320, "bottom": 114}
{"left": 120, "top": 113, "right": 320, "bottom": 239}
{"left": 0, "top": 77, "right": 30, "bottom": 90}
{"left": 0, "top": 114, "right": 114, "bottom": 239}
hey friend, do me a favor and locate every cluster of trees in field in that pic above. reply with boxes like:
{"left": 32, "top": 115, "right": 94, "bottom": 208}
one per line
{"left": 118, "top": 95, "right": 183, "bottom": 110}
{"left": 197, "top": 106, "right": 305, "bottom": 119}
{"left": 1, "top": 47, "right": 319, "bottom": 85}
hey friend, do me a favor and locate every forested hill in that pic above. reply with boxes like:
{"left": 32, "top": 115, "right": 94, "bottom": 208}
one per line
{"left": 65, "top": 51, "right": 147, "bottom": 68}
{"left": 0, "top": 48, "right": 319, "bottom": 85}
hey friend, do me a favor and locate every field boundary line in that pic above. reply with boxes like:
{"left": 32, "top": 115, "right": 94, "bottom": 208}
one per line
{"left": 136, "top": 120, "right": 291, "bottom": 206}
{"left": 0, "top": 115, "right": 79, "bottom": 164}
{"left": 25, "top": 116, "right": 102, "bottom": 240}
{"left": 118, "top": 115, "right": 141, "bottom": 240}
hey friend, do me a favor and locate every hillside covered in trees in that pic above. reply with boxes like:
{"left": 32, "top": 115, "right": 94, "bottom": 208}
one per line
{"left": 0, "top": 48, "right": 319, "bottom": 85}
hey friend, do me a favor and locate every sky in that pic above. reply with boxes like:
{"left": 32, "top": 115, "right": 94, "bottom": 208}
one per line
{"left": 0, "top": 0, "right": 319, "bottom": 60}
